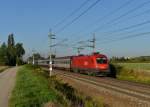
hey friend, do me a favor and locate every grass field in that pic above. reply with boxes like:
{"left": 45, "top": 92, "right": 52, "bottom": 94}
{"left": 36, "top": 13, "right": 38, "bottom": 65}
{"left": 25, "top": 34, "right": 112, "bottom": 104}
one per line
{"left": 10, "top": 65, "right": 67, "bottom": 107}
{"left": 116, "top": 63, "right": 150, "bottom": 71}
{"left": 110, "top": 63, "right": 150, "bottom": 84}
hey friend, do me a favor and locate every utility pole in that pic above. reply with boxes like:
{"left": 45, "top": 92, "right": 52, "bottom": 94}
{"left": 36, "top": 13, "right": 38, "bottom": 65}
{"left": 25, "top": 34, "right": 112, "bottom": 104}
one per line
{"left": 73, "top": 46, "right": 84, "bottom": 55}
{"left": 89, "top": 33, "right": 96, "bottom": 53}
{"left": 32, "top": 49, "right": 35, "bottom": 65}
{"left": 48, "top": 29, "right": 55, "bottom": 77}
{"left": 78, "top": 33, "right": 96, "bottom": 54}
{"left": 77, "top": 47, "right": 84, "bottom": 55}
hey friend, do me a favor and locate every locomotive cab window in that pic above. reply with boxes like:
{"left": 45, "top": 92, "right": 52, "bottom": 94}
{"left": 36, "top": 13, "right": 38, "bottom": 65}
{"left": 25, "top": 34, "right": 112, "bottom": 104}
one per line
{"left": 96, "top": 57, "right": 107, "bottom": 64}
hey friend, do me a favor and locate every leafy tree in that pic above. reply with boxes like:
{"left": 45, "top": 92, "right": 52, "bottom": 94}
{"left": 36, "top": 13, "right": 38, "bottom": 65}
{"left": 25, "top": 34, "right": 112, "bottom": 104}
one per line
{"left": 0, "top": 42, "right": 7, "bottom": 65}
{"left": 7, "top": 34, "right": 16, "bottom": 66}
{"left": 8, "top": 33, "right": 15, "bottom": 46}
{"left": 31, "top": 53, "right": 45, "bottom": 60}
{"left": 15, "top": 43, "right": 25, "bottom": 65}
{"left": 0, "top": 33, "right": 25, "bottom": 66}
{"left": 15, "top": 43, "right": 25, "bottom": 57}
{"left": 27, "top": 53, "right": 45, "bottom": 64}
{"left": 47, "top": 54, "right": 56, "bottom": 59}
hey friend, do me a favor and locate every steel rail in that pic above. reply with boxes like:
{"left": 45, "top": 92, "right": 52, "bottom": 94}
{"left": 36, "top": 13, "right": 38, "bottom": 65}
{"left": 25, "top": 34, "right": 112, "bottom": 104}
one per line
{"left": 54, "top": 71, "right": 150, "bottom": 103}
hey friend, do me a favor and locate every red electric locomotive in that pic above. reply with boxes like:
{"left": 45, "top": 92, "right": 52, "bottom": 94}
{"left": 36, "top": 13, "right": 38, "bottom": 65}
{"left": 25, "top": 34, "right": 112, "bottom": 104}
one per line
{"left": 71, "top": 52, "right": 110, "bottom": 75}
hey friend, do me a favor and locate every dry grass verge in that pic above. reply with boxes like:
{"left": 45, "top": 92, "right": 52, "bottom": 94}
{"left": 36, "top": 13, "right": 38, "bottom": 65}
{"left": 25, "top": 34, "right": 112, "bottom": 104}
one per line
{"left": 0, "top": 66, "right": 9, "bottom": 73}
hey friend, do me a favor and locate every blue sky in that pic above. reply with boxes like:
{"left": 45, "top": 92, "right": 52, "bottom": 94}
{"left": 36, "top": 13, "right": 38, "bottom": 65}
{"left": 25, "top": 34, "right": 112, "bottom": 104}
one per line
{"left": 0, "top": 0, "right": 150, "bottom": 58}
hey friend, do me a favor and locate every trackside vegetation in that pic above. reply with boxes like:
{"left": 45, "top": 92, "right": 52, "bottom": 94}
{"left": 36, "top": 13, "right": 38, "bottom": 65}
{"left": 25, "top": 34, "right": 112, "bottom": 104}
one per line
{"left": 42, "top": 67, "right": 104, "bottom": 107}
{"left": 48, "top": 75, "right": 103, "bottom": 107}
{"left": 110, "top": 63, "right": 150, "bottom": 84}
{"left": 10, "top": 65, "right": 68, "bottom": 107}
{"left": 10, "top": 65, "right": 103, "bottom": 107}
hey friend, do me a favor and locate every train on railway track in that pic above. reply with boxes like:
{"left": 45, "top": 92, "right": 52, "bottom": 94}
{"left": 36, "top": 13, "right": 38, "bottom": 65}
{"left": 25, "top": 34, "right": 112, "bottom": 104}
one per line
{"left": 38, "top": 52, "right": 110, "bottom": 76}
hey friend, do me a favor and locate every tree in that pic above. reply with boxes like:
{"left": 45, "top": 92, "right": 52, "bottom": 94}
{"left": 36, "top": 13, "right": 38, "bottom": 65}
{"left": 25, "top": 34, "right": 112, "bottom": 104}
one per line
{"left": 15, "top": 43, "right": 25, "bottom": 65}
{"left": 8, "top": 33, "right": 15, "bottom": 46}
{"left": 7, "top": 34, "right": 16, "bottom": 66}
{"left": 0, "top": 34, "right": 25, "bottom": 66}
{"left": 27, "top": 53, "right": 45, "bottom": 64}
{"left": 47, "top": 54, "right": 56, "bottom": 59}
{"left": 33, "top": 53, "right": 45, "bottom": 60}
{"left": 0, "top": 42, "right": 7, "bottom": 65}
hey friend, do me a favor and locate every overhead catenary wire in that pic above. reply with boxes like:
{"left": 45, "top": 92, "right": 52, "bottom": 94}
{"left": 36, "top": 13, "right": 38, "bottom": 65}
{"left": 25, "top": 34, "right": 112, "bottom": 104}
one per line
{"left": 53, "top": 1, "right": 150, "bottom": 54}
{"left": 69, "top": 0, "right": 150, "bottom": 45}
{"left": 110, "top": 8, "right": 150, "bottom": 28}
{"left": 56, "top": 0, "right": 102, "bottom": 34}
{"left": 98, "top": 20, "right": 150, "bottom": 37}
{"left": 97, "top": 31, "right": 150, "bottom": 45}
{"left": 96, "top": 26, "right": 149, "bottom": 42}
{"left": 93, "top": 0, "right": 150, "bottom": 33}
{"left": 69, "top": 0, "right": 134, "bottom": 39}
{"left": 53, "top": 0, "right": 91, "bottom": 28}
{"left": 71, "top": 0, "right": 150, "bottom": 46}
{"left": 94, "top": 10, "right": 150, "bottom": 43}
{"left": 95, "top": 20, "right": 150, "bottom": 46}
{"left": 94, "top": 8, "right": 150, "bottom": 37}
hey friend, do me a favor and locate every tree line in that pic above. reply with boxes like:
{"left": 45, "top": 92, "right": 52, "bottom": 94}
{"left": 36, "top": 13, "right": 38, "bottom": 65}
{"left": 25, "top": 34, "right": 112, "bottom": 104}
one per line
{"left": 110, "top": 56, "right": 150, "bottom": 63}
{"left": 27, "top": 53, "right": 55, "bottom": 64}
{"left": 0, "top": 34, "right": 25, "bottom": 66}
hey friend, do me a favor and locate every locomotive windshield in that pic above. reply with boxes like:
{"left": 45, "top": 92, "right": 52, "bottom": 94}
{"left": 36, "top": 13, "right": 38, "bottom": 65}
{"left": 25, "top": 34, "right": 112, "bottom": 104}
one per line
{"left": 96, "top": 57, "right": 107, "bottom": 64}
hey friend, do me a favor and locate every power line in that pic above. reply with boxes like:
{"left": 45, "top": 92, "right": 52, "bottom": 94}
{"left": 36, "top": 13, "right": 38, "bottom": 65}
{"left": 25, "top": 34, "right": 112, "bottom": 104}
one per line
{"left": 95, "top": 8, "right": 150, "bottom": 36}
{"left": 68, "top": 7, "right": 150, "bottom": 47}
{"left": 111, "top": 8, "right": 150, "bottom": 27}
{"left": 99, "top": 20, "right": 150, "bottom": 37}
{"left": 99, "top": 26, "right": 148, "bottom": 41}
{"left": 97, "top": 31, "right": 150, "bottom": 44}
{"left": 93, "top": 0, "right": 150, "bottom": 33}
{"left": 53, "top": 0, "right": 91, "bottom": 28}
{"left": 72, "top": 0, "right": 150, "bottom": 45}
{"left": 95, "top": 20, "right": 150, "bottom": 44}
{"left": 93, "top": 0, "right": 134, "bottom": 24}
{"left": 56, "top": 0, "right": 102, "bottom": 34}
{"left": 68, "top": 0, "right": 134, "bottom": 40}
{"left": 77, "top": 34, "right": 96, "bottom": 53}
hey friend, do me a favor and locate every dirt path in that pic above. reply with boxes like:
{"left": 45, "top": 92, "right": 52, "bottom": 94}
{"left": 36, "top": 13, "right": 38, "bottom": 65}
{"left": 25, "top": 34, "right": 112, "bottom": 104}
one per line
{"left": 0, "top": 67, "right": 18, "bottom": 107}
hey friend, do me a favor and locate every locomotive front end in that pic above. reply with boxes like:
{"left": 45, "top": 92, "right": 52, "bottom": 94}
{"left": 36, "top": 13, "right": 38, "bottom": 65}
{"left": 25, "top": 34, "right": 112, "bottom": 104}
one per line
{"left": 95, "top": 55, "right": 110, "bottom": 75}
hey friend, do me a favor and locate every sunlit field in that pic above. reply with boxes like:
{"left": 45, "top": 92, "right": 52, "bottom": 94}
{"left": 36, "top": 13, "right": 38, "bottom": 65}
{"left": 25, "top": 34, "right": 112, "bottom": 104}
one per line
{"left": 111, "top": 63, "right": 150, "bottom": 84}
{"left": 116, "top": 63, "right": 150, "bottom": 71}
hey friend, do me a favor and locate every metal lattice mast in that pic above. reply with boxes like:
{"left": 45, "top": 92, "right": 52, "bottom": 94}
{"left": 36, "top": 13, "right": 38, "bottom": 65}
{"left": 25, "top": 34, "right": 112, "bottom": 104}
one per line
{"left": 89, "top": 33, "right": 96, "bottom": 53}
{"left": 48, "top": 29, "right": 55, "bottom": 76}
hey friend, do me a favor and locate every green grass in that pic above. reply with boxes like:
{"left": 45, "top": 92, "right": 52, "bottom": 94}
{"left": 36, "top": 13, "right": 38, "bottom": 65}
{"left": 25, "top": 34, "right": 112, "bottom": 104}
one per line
{"left": 116, "top": 63, "right": 150, "bottom": 71}
{"left": 10, "top": 65, "right": 67, "bottom": 107}
{"left": 110, "top": 63, "right": 150, "bottom": 84}
{"left": 10, "top": 65, "right": 103, "bottom": 107}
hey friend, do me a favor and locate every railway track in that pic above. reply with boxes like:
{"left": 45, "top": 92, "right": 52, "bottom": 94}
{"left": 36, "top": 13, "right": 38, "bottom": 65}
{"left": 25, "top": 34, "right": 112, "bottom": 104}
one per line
{"left": 53, "top": 69, "right": 150, "bottom": 104}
